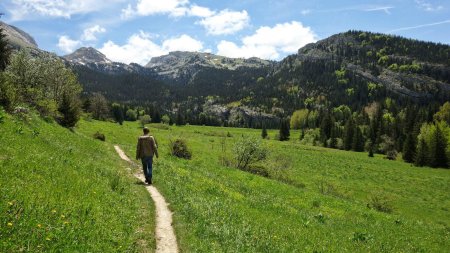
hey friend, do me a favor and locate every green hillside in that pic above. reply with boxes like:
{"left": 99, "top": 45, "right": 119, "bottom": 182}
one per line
{"left": 77, "top": 119, "right": 450, "bottom": 252}
{"left": 0, "top": 109, "right": 155, "bottom": 252}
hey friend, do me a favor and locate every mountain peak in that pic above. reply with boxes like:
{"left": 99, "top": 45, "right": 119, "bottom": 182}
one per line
{"left": 0, "top": 21, "right": 38, "bottom": 49}
{"left": 64, "top": 47, "right": 112, "bottom": 65}
{"left": 145, "top": 51, "right": 273, "bottom": 85}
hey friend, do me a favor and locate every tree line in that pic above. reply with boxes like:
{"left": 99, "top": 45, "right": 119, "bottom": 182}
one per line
{"left": 286, "top": 100, "right": 449, "bottom": 168}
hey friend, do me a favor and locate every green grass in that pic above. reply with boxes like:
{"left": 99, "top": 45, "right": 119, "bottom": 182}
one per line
{"left": 0, "top": 111, "right": 156, "bottom": 252}
{"left": 77, "top": 119, "right": 450, "bottom": 252}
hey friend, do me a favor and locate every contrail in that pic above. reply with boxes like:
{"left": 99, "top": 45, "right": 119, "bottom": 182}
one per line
{"left": 388, "top": 19, "right": 450, "bottom": 33}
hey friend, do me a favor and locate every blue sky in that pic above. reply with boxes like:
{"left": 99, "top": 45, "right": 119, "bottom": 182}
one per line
{"left": 1, "top": 0, "right": 449, "bottom": 65}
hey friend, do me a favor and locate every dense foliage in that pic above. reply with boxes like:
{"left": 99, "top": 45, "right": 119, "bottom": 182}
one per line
{"left": 70, "top": 31, "right": 449, "bottom": 167}
{"left": 0, "top": 50, "right": 82, "bottom": 127}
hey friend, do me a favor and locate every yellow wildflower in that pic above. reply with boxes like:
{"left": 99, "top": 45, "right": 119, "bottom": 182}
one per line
{"left": 37, "top": 224, "right": 42, "bottom": 228}
{"left": 7, "top": 222, "right": 13, "bottom": 227}
{"left": 45, "top": 237, "right": 51, "bottom": 241}
{"left": 8, "top": 202, "right": 13, "bottom": 206}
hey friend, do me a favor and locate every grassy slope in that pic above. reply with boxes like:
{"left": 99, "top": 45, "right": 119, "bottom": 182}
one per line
{"left": 78, "top": 119, "right": 449, "bottom": 252}
{"left": 0, "top": 111, "right": 155, "bottom": 252}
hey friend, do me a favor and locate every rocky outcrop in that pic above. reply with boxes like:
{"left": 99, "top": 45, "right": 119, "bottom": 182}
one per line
{"left": 0, "top": 21, "right": 37, "bottom": 49}
{"left": 146, "top": 51, "right": 273, "bottom": 85}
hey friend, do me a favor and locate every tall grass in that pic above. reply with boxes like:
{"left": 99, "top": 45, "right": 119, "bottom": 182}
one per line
{"left": 77, "top": 119, "right": 450, "bottom": 252}
{"left": 0, "top": 112, "right": 155, "bottom": 252}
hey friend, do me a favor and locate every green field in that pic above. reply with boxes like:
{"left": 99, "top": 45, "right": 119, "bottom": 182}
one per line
{"left": 0, "top": 111, "right": 155, "bottom": 252}
{"left": 1, "top": 109, "right": 449, "bottom": 252}
{"left": 76, "top": 119, "right": 449, "bottom": 252}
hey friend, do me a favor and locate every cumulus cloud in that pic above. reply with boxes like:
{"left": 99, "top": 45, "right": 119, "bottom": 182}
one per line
{"left": 198, "top": 9, "right": 250, "bottom": 35}
{"left": 82, "top": 25, "right": 106, "bottom": 41}
{"left": 162, "top": 34, "right": 204, "bottom": 52}
{"left": 188, "top": 5, "right": 215, "bottom": 18}
{"left": 121, "top": 1, "right": 248, "bottom": 35}
{"left": 217, "top": 21, "right": 317, "bottom": 60}
{"left": 57, "top": 35, "right": 81, "bottom": 53}
{"left": 9, "top": 0, "right": 123, "bottom": 20}
{"left": 121, "top": 0, "right": 189, "bottom": 19}
{"left": 99, "top": 32, "right": 204, "bottom": 65}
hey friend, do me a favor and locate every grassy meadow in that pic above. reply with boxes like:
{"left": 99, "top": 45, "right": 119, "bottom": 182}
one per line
{"left": 76, "top": 119, "right": 450, "bottom": 252}
{"left": 0, "top": 110, "right": 156, "bottom": 252}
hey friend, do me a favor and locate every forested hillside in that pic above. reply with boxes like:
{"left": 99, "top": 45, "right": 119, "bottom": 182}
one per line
{"left": 1, "top": 22, "right": 449, "bottom": 168}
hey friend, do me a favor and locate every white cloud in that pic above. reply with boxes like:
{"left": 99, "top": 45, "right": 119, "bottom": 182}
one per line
{"left": 57, "top": 35, "right": 81, "bottom": 53}
{"left": 121, "top": 0, "right": 189, "bottom": 19}
{"left": 82, "top": 25, "right": 106, "bottom": 41}
{"left": 188, "top": 5, "right": 215, "bottom": 18}
{"left": 198, "top": 9, "right": 250, "bottom": 35}
{"left": 9, "top": 0, "right": 124, "bottom": 20}
{"left": 120, "top": 1, "right": 248, "bottom": 36}
{"left": 217, "top": 21, "right": 317, "bottom": 60}
{"left": 99, "top": 32, "right": 204, "bottom": 65}
{"left": 415, "top": 0, "right": 443, "bottom": 11}
{"left": 162, "top": 34, "right": 204, "bottom": 52}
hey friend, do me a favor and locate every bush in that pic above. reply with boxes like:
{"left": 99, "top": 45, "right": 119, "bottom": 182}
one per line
{"left": 170, "top": 138, "right": 192, "bottom": 159}
{"left": 233, "top": 136, "right": 268, "bottom": 170}
{"left": 93, "top": 131, "right": 105, "bottom": 141}
{"left": 139, "top": 114, "right": 151, "bottom": 127}
{"left": 367, "top": 193, "right": 394, "bottom": 213}
{"left": 0, "top": 106, "right": 5, "bottom": 123}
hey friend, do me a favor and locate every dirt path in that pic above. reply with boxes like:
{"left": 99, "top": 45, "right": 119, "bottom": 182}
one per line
{"left": 114, "top": 145, "right": 179, "bottom": 253}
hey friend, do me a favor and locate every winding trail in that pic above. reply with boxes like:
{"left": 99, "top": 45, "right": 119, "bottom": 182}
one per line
{"left": 114, "top": 145, "right": 179, "bottom": 253}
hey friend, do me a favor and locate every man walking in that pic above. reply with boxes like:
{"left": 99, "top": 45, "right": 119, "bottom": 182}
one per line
{"left": 136, "top": 127, "right": 158, "bottom": 184}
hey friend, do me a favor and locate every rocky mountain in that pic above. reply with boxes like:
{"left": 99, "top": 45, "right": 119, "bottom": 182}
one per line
{"left": 2, "top": 20, "right": 449, "bottom": 127}
{"left": 252, "top": 31, "right": 450, "bottom": 111}
{"left": 63, "top": 47, "right": 155, "bottom": 76}
{"left": 0, "top": 21, "right": 38, "bottom": 50}
{"left": 146, "top": 51, "right": 274, "bottom": 85}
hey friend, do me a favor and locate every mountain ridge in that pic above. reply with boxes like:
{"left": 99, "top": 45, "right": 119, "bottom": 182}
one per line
{"left": 0, "top": 21, "right": 38, "bottom": 49}
{"left": 2, "top": 21, "right": 449, "bottom": 122}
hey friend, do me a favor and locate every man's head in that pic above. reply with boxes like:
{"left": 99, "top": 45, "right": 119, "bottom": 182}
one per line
{"left": 143, "top": 127, "right": 149, "bottom": 134}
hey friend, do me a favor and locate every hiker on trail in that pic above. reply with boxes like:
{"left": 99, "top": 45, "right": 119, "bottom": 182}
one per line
{"left": 136, "top": 127, "right": 158, "bottom": 184}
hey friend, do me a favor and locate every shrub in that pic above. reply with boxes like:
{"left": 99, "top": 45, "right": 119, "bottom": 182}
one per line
{"left": 233, "top": 136, "right": 268, "bottom": 170}
{"left": 367, "top": 193, "right": 394, "bottom": 213}
{"left": 139, "top": 114, "right": 151, "bottom": 127}
{"left": 93, "top": 131, "right": 105, "bottom": 141}
{"left": 0, "top": 106, "right": 4, "bottom": 123}
{"left": 161, "top": 114, "right": 170, "bottom": 124}
{"left": 317, "top": 180, "right": 346, "bottom": 198}
{"left": 385, "top": 150, "right": 398, "bottom": 160}
{"left": 170, "top": 138, "right": 192, "bottom": 159}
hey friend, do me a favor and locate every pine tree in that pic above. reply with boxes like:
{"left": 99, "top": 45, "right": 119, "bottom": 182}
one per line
{"left": 402, "top": 133, "right": 416, "bottom": 163}
{"left": 431, "top": 123, "right": 448, "bottom": 168}
{"left": 329, "top": 126, "right": 338, "bottom": 149}
{"left": 344, "top": 118, "right": 354, "bottom": 150}
{"left": 368, "top": 144, "right": 374, "bottom": 157}
{"left": 279, "top": 119, "right": 290, "bottom": 141}
{"left": 153, "top": 109, "right": 161, "bottom": 123}
{"left": 320, "top": 112, "right": 332, "bottom": 145}
{"left": 352, "top": 126, "right": 365, "bottom": 152}
{"left": 415, "top": 137, "right": 428, "bottom": 167}
{"left": 58, "top": 92, "right": 81, "bottom": 128}
{"left": 111, "top": 103, "right": 124, "bottom": 125}
{"left": 176, "top": 111, "right": 185, "bottom": 126}
{"left": 261, "top": 125, "right": 268, "bottom": 139}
